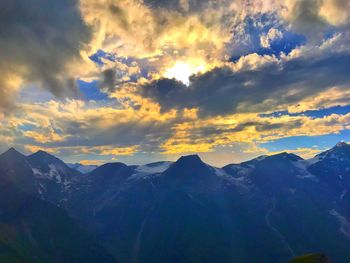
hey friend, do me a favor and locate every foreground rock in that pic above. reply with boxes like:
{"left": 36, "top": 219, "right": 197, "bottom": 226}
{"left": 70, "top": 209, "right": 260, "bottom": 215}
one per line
{"left": 289, "top": 253, "right": 331, "bottom": 263}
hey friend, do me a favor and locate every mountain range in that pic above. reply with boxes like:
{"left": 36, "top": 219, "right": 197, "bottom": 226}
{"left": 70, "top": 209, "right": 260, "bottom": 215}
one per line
{"left": 1, "top": 143, "right": 350, "bottom": 262}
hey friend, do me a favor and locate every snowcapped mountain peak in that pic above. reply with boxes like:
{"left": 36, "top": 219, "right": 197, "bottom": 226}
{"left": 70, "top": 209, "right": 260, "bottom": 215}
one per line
{"left": 335, "top": 141, "right": 348, "bottom": 148}
{"left": 329, "top": 141, "right": 350, "bottom": 153}
{"left": 315, "top": 141, "right": 350, "bottom": 161}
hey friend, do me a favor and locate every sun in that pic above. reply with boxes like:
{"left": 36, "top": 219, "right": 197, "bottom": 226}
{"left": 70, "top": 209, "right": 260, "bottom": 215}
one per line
{"left": 164, "top": 61, "right": 206, "bottom": 85}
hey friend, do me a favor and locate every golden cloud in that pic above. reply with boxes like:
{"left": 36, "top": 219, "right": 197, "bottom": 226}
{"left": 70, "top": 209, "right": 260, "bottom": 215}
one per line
{"left": 25, "top": 144, "right": 139, "bottom": 157}
{"left": 0, "top": 94, "right": 349, "bottom": 162}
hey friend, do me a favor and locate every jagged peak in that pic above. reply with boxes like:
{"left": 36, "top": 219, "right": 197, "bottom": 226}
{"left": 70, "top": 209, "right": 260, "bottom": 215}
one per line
{"left": 320, "top": 141, "right": 350, "bottom": 154}
{"left": 0, "top": 147, "right": 25, "bottom": 159}
{"left": 335, "top": 141, "right": 349, "bottom": 148}
{"left": 29, "top": 150, "right": 59, "bottom": 160}
{"left": 316, "top": 141, "right": 350, "bottom": 159}
{"left": 30, "top": 149, "right": 53, "bottom": 157}
{"left": 27, "top": 150, "right": 68, "bottom": 167}
{"left": 176, "top": 154, "right": 203, "bottom": 164}
{"left": 7, "top": 147, "right": 20, "bottom": 153}
{"left": 168, "top": 154, "right": 211, "bottom": 171}
{"left": 164, "top": 154, "right": 212, "bottom": 176}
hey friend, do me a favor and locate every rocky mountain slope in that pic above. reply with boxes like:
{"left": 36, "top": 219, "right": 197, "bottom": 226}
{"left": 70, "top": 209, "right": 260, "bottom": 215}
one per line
{"left": 0, "top": 149, "right": 116, "bottom": 263}
{"left": 1, "top": 143, "right": 350, "bottom": 262}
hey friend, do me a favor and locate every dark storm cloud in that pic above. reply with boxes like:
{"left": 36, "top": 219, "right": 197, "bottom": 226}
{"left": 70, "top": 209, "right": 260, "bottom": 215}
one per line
{"left": 0, "top": 0, "right": 91, "bottom": 109}
{"left": 284, "top": 0, "right": 350, "bottom": 39}
{"left": 137, "top": 49, "right": 350, "bottom": 117}
{"left": 285, "top": 0, "right": 327, "bottom": 40}
{"left": 17, "top": 116, "right": 178, "bottom": 154}
{"left": 187, "top": 120, "right": 303, "bottom": 140}
{"left": 143, "top": 0, "right": 209, "bottom": 12}
{"left": 100, "top": 69, "right": 117, "bottom": 92}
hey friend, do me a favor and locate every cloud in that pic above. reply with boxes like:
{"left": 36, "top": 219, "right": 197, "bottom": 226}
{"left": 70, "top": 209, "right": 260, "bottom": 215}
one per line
{"left": 24, "top": 144, "right": 139, "bottom": 157}
{"left": 1, "top": 97, "right": 350, "bottom": 164}
{"left": 260, "top": 28, "right": 283, "bottom": 48}
{"left": 1, "top": 99, "right": 180, "bottom": 154}
{"left": 0, "top": 0, "right": 95, "bottom": 110}
{"left": 318, "top": 0, "right": 350, "bottom": 26}
{"left": 80, "top": 0, "right": 232, "bottom": 57}
{"left": 158, "top": 110, "right": 350, "bottom": 155}
{"left": 2, "top": 0, "right": 350, "bottom": 110}
{"left": 133, "top": 38, "right": 350, "bottom": 117}
{"left": 79, "top": 0, "right": 237, "bottom": 87}
{"left": 281, "top": 0, "right": 350, "bottom": 41}
{"left": 2, "top": 0, "right": 350, "bottom": 164}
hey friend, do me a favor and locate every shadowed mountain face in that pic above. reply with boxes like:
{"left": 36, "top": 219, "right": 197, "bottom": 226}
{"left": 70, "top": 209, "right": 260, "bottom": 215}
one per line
{"left": 0, "top": 149, "right": 116, "bottom": 263}
{"left": 1, "top": 144, "right": 350, "bottom": 262}
{"left": 0, "top": 148, "right": 37, "bottom": 194}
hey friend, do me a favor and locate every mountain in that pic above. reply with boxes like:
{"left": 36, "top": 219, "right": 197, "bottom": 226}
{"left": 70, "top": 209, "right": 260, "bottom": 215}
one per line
{"left": 163, "top": 155, "right": 214, "bottom": 181}
{"left": 0, "top": 185, "right": 116, "bottom": 263}
{"left": 0, "top": 148, "right": 116, "bottom": 262}
{"left": 68, "top": 163, "right": 98, "bottom": 174}
{"left": 308, "top": 142, "right": 350, "bottom": 191}
{"left": 62, "top": 152, "right": 347, "bottom": 262}
{"left": 0, "top": 148, "right": 37, "bottom": 194}
{"left": 27, "top": 150, "right": 83, "bottom": 205}
{"left": 1, "top": 144, "right": 350, "bottom": 262}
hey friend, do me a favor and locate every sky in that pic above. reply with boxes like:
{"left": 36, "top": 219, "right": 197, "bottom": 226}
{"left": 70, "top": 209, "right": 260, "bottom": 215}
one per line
{"left": 1, "top": 0, "right": 350, "bottom": 167}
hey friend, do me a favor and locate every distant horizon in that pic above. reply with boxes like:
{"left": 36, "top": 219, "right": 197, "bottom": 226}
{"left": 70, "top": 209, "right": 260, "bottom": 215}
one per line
{"left": 2, "top": 141, "right": 348, "bottom": 168}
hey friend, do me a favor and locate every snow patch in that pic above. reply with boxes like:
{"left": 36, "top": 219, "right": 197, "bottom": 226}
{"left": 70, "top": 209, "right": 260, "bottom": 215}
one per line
{"left": 329, "top": 209, "right": 350, "bottom": 238}
{"left": 32, "top": 164, "right": 71, "bottom": 191}
{"left": 213, "top": 167, "right": 228, "bottom": 177}
{"left": 341, "top": 189, "right": 347, "bottom": 200}
{"left": 128, "top": 162, "right": 172, "bottom": 180}
{"left": 135, "top": 162, "right": 172, "bottom": 174}
{"left": 304, "top": 156, "right": 322, "bottom": 165}
{"left": 293, "top": 160, "right": 319, "bottom": 181}
{"left": 37, "top": 183, "right": 46, "bottom": 199}
{"left": 68, "top": 163, "right": 97, "bottom": 174}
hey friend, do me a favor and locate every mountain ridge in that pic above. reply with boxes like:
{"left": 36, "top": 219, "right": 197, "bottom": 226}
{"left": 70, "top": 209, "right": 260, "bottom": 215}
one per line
{"left": 1, "top": 143, "right": 350, "bottom": 262}
{"left": 3, "top": 142, "right": 350, "bottom": 172}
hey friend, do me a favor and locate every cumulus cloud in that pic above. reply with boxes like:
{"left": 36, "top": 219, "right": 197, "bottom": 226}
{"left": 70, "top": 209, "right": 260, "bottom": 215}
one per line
{"left": 79, "top": 0, "right": 236, "bottom": 82}
{"left": 281, "top": 0, "right": 350, "bottom": 40}
{"left": 318, "top": 0, "right": 350, "bottom": 26}
{"left": 0, "top": 0, "right": 95, "bottom": 110}
{"left": 84, "top": 0, "right": 350, "bottom": 93}
{"left": 2, "top": 0, "right": 350, "bottom": 163}
{"left": 2, "top": 0, "right": 350, "bottom": 109}
{"left": 1, "top": 97, "right": 349, "bottom": 158}
{"left": 132, "top": 37, "right": 350, "bottom": 117}
{"left": 260, "top": 28, "right": 283, "bottom": 48}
